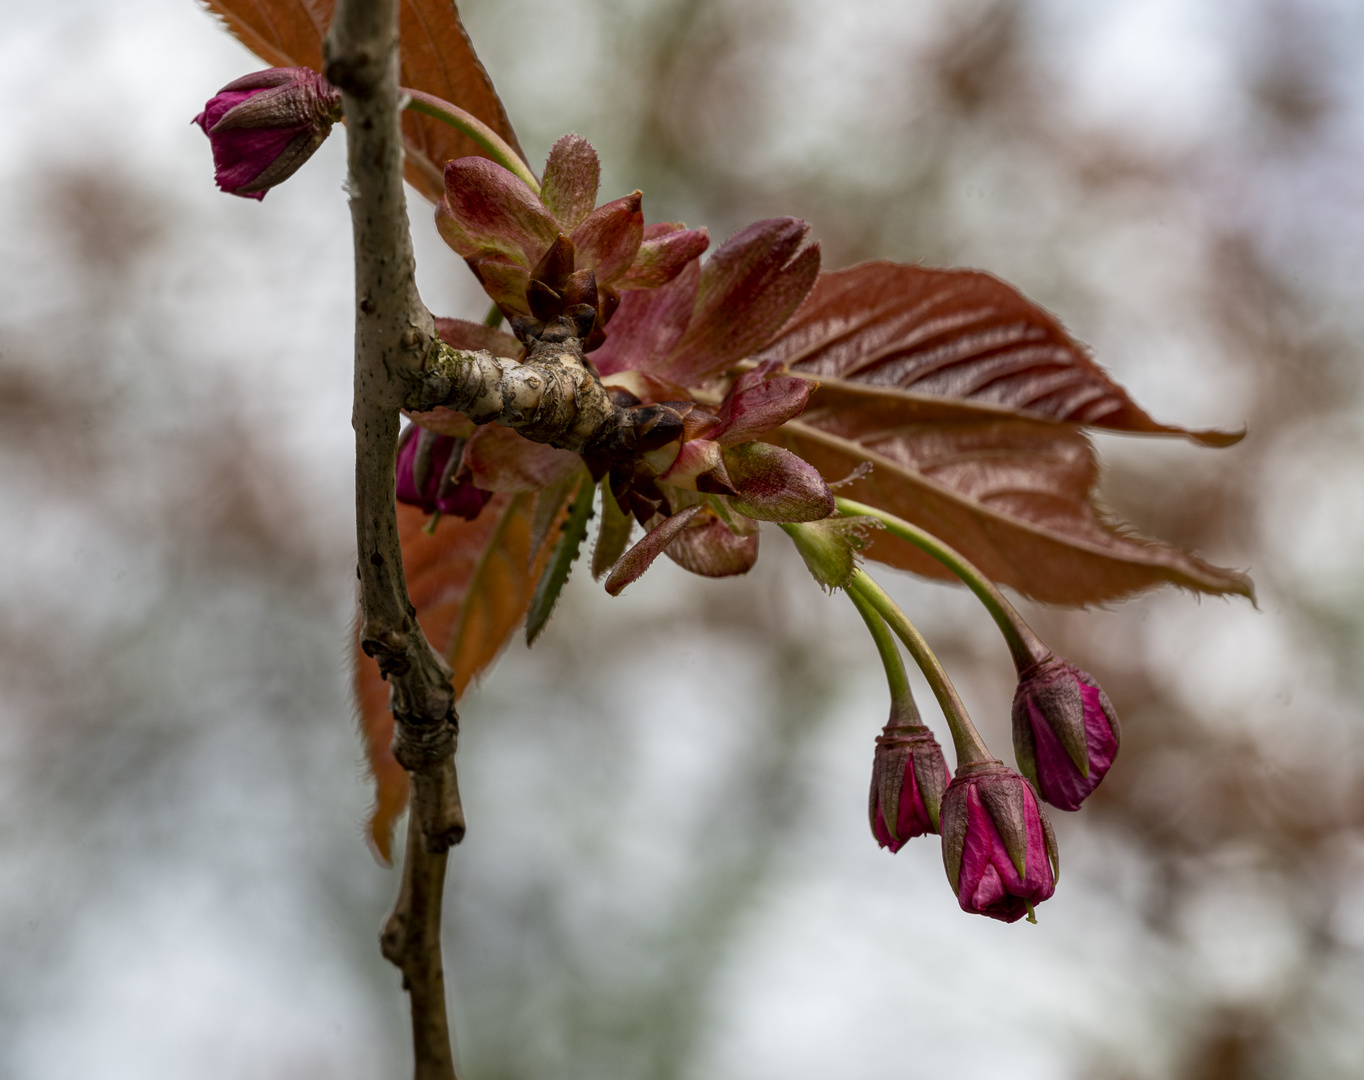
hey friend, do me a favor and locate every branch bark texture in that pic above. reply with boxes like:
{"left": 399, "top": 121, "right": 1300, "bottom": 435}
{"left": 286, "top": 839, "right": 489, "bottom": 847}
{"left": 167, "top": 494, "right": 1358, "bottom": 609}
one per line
{"left": 408, "top": 317, "right": 683, "bottom": 466}
{"left": 323, "top": 2, "right": 461, "bottom": 1077}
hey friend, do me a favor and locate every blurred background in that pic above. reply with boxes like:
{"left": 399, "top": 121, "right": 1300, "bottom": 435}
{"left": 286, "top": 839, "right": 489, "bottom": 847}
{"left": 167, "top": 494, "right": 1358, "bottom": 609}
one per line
{"left": 1, "top": 0, "right": 1362, "bottom": 1077}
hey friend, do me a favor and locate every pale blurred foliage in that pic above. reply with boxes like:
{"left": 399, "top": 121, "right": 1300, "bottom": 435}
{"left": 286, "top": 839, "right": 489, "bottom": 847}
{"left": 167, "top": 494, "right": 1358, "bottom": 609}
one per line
{"left": 1, "top": 0, "right": 1362, "bottom": 1079}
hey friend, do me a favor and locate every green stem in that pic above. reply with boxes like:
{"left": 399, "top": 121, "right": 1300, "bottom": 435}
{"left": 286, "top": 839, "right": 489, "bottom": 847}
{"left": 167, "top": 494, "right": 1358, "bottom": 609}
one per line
{"left": 849, "top": 570, "right": 994, "bottom": 766}
{"left": 846, "top": 585, "right": 918, "bottom": 724}
{"left": 835, "top": 497, "right": 1048, "bottom": 674}
{"left": 483, "top": 302, "right": 504, "bottom": 329}
{"left": 400, "top": 88, "right": 541, "bottom": 193}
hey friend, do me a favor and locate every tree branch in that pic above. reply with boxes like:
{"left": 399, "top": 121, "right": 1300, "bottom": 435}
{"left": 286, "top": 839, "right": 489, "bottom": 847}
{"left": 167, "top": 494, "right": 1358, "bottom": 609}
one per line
{"left": 322, "top": 1, "right": 461, "bottom": 1077}
{"left": 408, "top": 316, "right": 684, "bottom": 465}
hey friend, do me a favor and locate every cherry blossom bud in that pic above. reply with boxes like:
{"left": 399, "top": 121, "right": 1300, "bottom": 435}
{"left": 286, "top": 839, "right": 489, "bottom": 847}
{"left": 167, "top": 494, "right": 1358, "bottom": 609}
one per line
{"left": 1011, "top": 654, "right": 1120, "bottom": 811}
{"left": 395, "top": 425, "right": 491, "bottom": 521}
{"left": 194, "top": 67, "right": 342, "bottom": 200}
{"left": 940, "top": 761, "right": 1058, "bottom": 923}
{"left": 869, "top": 721, "right": 950, "bottom": 850}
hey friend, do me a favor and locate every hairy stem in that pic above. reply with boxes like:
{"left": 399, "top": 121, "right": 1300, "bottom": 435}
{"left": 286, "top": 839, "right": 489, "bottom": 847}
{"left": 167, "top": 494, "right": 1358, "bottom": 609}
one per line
{"left": 835, "top": 497, "right": 1049, "bottom": 674}
{"left": 323, "top": 1, "right": 460, "bottom": 1076}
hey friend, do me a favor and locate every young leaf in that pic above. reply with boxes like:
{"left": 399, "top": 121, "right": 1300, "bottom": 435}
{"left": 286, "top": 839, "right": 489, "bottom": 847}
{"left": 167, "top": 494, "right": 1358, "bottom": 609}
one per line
{"left": 529, "top": 470, "right": 579, "bottom": 566}
{"left": 200, "top": 0, "right": 527, "bottom": 204}
{"left": 604, "top": 505, "right": 704, "bottom": 596}
{"left": 540, "top": 134, "right": 601, "bottom": 232}
{"left": 396, "top": 0, "right": 528, "bottom": 201}
{"left": 755, "top": 261, "right": 1243, "bottom": 446}
{"left": 591, "top": 478, "right": 633, "bottom": 580}
{"left": 654, "top": 218, "right": 820, "bottom": 387}
{"left": 753, "top": 261, "right": 1252, "bottom": 605}
{"left": 356, "top": 493, "right": 549, "bottom": 863}
{"left": 525, "top": 474, "right": 594, "bottom": 645}
{"left": 770, "top": 415, "right": 1251, "bottom": 605}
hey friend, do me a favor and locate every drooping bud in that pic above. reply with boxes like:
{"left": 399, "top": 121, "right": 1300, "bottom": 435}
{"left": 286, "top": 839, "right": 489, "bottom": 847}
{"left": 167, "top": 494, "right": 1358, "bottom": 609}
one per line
{"left": 395, "top": 424, "right": 491, "bottom": 521}
{"left": 194, "top": 67, "right": 343, "bottom": 200}
{"left": 870, "top": 721, "right": 950, "bottom": 850}
{"left": 1011, "top": 653, "right": 1120, "bottom": 811}
{"left": 940, "top": 761, "right": 1058, "bottom": 923}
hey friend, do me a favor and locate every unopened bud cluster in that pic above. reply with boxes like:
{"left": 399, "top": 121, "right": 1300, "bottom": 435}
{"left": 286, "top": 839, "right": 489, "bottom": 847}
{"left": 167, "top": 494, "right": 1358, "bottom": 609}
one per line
{"left": 859, "top": 600, "right": 1118, "bottom": 924}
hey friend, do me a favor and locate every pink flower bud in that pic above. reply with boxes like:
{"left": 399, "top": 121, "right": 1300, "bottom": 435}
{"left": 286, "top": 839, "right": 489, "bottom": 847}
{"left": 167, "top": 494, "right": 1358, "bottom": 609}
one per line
{"left": 940, "top": 762, "right": 1058, "bottom": 923}
{"left": 869, "top": 722, "right": 950, "bottom": 850}
{"left": 194, "top": 67, "right": 342, "bottom": 200}
{"left": 395, "top": 425, "right": 491, "bottom": 521}
{"left": 1011, "top": 654, "right": 1120, "bottom": 811}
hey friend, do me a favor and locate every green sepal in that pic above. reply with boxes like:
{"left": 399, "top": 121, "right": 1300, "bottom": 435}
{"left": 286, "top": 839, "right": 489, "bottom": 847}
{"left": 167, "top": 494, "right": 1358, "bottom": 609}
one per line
{"left": 591, "top": 478, "right": 633, "bottom": 580}
{"left": 979, "top": 780, "right": 1030, "bottom": 880}
{"left": 526, "top": 473, "right": 594, "bottom": 646}
{"left": 780, "top": 515, "right": 883, "bottom": 592}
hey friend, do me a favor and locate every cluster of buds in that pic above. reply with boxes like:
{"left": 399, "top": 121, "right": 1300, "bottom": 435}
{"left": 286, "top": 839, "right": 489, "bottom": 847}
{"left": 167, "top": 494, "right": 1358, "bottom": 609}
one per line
{"left": 192, "top": 72, "right": 1122, "bottom": 928}
{"left": 413, "top": 137, "right": 837, "bottom": 587}
{"left": 588, "top": 359, "right": 834, "bottom": 529}
{"left": 865, "top": 703, "right": 1064, "bottom": 924}
{"left": 854, "top": 614, "right": 1116, "bottom": 922}
{"left": 822, "top": 508, "right": 1120, "bottom": 924}
{"left": 436, "top": 134, "right": 708, "bottom": 348}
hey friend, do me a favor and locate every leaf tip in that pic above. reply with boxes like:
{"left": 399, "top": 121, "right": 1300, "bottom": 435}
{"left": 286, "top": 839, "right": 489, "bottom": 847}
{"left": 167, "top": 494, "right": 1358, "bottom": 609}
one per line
{"left": 1188, "top": 424, "right": 1248, "bottom": 449}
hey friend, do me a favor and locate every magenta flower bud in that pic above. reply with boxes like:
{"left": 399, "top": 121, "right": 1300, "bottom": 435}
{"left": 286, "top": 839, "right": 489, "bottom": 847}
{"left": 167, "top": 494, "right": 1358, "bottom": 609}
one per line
{"left": 869, "top": 721, "right": 950, "bottom": 851}
{"left": 1011, "top": 654, "right": 1120, "bottom": 811}
{"left": 940, "top": 762, "right": 1058, "bottom": 923}
{"left": 396, "top": 425, "right": 492, "bottom": 521}
{"left": 194, "top": 67, "right": 343, "bottom": 200}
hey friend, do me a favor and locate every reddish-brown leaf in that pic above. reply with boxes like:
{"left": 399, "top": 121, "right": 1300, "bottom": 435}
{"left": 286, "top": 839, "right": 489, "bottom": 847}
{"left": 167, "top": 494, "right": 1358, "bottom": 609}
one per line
{"left": 755, "top": 261, "right": 1243, "bottom": 446}
{"left": 770, "top": 412, "right": 1250, "bottom": 604}
{"left": 756, "top": 261, "right": 1252, "bottom": 604}
{"left": 657, "top": 218, "right": 820, "bottom": 386}
{"left": 200, "top": 0, "right": 526, "bottom": 203}
{"left": 356, "top": 494, "right": 549, "bottom": 862}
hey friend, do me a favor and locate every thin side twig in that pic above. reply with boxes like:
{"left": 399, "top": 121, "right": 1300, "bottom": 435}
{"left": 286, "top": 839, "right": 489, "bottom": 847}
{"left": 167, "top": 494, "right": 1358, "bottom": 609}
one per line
{"left": 322, "top": 2, "right": 462, "bottom": 1077}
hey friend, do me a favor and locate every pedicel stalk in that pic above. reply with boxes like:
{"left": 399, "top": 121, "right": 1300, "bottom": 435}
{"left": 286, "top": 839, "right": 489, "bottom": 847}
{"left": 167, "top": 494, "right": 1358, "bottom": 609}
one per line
{"left": 835, "top": 498, "right": 1122, "bottom": 812}
{"left": 401, "top": 88, "right": 540, "bottom": 192}
{"left": 835, "top": 497, "right": 1047, "bottom": 674}
{"left": 847, "top": 569, "right": 994, "bottom": 768}
{"left": 847, "top": 584, "right": 950, "bottom": 845}
{"left": 845, "top": 565, "right": 1057, "bottom": 921}
{"left": 846, "top": 582, "right": 917, "bottom": 723}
